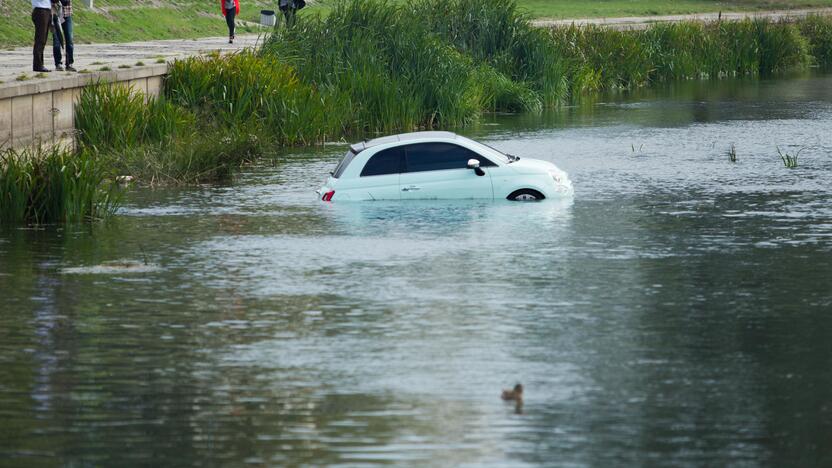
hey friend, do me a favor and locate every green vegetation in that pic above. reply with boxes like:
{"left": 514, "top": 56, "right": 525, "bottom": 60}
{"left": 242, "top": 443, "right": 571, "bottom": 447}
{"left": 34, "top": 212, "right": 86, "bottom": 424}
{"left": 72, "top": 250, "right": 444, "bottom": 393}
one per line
{"left": 3, "top": 0, "right": 832, "bottom": 48}
{"left": 75, "top": 83, "right": 263, "bottom": 184}
{"left": 166, "top": 52, "right": 343, "bottom": 144}
{"left": 0, "top": 0, "right": 269, "bottom": 48}
{"left": 777, "top": 146, "right": 803, "bottom": 168}
{"left": 303, "top": 0, "right": 832, "bottom": 21}
{"left": 800, "top": 14, "right": 832, "bottom": 66}
{"left": 519, "top": 0, "right": 832, "bottom": 19}
{"left": 0, "top": 146, "right": 120, "bottom": 224}
{"left": 5, "top": 0, "right": 831, "bottom": 225}
{"left": 80, "top": 0, "right": 832, "bottom": 178}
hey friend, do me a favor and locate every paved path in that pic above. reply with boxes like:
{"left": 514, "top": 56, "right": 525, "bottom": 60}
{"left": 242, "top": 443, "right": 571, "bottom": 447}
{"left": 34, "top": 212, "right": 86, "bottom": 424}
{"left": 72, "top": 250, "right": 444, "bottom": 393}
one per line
{"left": 533, "top": 7, "right": 832, "bottom": 30}
{"left": 0, "top": 34, "right": 265, "bottom": 86}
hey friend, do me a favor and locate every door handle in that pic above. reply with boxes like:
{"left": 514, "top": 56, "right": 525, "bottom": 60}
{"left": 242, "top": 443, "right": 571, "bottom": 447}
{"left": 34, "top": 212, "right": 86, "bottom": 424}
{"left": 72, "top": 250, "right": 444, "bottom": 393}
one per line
{"left": 402, "top": 185, "right": 421, "bottom": 192}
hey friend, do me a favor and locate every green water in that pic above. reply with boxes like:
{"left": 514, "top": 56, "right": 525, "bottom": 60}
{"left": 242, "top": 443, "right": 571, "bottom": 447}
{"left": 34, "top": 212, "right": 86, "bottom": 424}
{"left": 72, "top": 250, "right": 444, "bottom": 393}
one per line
{"left": 2, "top": 73, "right": 832, "bottom": 466}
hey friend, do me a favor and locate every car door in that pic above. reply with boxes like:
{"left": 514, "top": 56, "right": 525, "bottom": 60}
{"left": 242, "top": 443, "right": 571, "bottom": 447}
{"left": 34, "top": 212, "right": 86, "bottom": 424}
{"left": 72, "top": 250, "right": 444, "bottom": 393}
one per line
{"left": 347, "top": 147, "right": 403, "bottom": 200}
{"left": 399, "top": 143, "right": 495, "bottom": 199}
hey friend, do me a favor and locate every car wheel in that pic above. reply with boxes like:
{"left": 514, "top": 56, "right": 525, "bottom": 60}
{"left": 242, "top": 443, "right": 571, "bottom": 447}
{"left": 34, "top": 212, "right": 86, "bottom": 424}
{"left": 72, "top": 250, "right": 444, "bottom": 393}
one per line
{"left": 507, "top": 189, "right": 545, "bottom": 201}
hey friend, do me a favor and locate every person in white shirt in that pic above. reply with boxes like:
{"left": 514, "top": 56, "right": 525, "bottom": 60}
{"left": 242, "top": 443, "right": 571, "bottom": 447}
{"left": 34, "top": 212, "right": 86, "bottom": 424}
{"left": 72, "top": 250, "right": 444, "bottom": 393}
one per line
{"left": 31, "top": 0, "right": 54, "bottom": 72}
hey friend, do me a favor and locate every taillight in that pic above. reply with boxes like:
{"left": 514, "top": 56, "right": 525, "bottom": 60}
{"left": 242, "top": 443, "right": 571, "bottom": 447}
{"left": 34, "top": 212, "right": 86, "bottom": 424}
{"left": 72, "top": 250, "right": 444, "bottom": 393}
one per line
{"left": 321, "top": 190, "right": 335, "bottom": 202}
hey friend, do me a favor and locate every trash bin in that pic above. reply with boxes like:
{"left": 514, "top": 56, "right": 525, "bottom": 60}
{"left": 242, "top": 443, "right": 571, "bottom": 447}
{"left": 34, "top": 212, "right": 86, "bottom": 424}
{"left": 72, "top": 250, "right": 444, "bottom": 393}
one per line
{"left": 260, "top": 10, "right": 276, "bottom": 27}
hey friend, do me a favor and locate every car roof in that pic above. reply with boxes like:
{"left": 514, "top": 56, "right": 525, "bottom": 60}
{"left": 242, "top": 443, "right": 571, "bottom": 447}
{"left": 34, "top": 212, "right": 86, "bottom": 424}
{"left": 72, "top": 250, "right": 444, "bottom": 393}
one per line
{"left": 350, "top": 131, "right": 459, "bottom": 153}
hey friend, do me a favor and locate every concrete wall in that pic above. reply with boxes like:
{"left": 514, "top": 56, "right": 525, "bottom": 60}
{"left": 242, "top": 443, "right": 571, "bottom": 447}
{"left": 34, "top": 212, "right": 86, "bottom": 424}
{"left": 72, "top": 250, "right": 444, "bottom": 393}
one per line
{"left": 0, "top": 64, "right": 167, "bottom": 150}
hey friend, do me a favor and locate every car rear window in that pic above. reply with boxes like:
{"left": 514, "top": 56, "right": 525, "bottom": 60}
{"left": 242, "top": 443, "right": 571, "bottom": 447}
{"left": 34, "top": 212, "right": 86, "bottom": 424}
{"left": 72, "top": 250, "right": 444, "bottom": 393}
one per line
{"left": 332, "top": 149, "right": 357, "bottom": 178}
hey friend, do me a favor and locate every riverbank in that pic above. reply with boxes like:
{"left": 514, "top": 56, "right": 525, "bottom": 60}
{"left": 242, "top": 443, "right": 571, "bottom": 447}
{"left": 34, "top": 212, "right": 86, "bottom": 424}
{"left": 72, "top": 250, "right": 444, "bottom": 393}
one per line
{"left": 3, "top": 0, "right": 832, "bottom": 48}
{"left": 3, "top": 0, "right": 832, "bottom": 225}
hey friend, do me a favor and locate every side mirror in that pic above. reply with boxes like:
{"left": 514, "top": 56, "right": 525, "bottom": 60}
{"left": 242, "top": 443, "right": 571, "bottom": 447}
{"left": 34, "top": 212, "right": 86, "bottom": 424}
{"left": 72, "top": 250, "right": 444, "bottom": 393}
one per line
{"left": 467, "top": 159, "right": 485, "bottom": 176}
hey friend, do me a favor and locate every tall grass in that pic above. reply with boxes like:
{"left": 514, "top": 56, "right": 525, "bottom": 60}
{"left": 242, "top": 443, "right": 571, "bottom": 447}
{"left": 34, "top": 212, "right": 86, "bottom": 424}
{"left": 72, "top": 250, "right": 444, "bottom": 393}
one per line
{"left": 0, "top": 146, "right": 120, "bottom": 224}
{"left": 799, "top": 14, "right": 832, "bottom": 67}
{"left": 75, "top": 83, "right": 194, "bottom": 150}
{"left": 261, "top": 0, "right": 492, "bottom": 132}
{"left": 166, "top": 52, "right": 342, "bottom": 145}
{"left": 75, "top": 83, "right": 263, "bottom": 184}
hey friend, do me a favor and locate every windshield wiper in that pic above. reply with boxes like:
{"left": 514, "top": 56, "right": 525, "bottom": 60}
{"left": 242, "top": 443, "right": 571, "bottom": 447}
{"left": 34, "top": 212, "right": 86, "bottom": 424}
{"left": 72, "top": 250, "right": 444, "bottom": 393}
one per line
{"left": 506, "top": 153, "right": 520, "bottom": 163}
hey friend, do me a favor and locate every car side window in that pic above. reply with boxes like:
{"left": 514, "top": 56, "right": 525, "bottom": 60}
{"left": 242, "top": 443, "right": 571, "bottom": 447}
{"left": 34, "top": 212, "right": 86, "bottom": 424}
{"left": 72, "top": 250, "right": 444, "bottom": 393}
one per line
{"left": 361, "top": 148, "right": 403, "bottom": 177}
{"left": 403, "top": 143, "right": 496, "bottom": 173}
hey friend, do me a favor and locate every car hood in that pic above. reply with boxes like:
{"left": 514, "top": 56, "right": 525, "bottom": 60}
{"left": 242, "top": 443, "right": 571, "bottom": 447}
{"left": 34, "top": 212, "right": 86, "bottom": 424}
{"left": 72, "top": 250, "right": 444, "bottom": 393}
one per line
{"left": 506, "top": 157, "right": 559, "bottom": 174}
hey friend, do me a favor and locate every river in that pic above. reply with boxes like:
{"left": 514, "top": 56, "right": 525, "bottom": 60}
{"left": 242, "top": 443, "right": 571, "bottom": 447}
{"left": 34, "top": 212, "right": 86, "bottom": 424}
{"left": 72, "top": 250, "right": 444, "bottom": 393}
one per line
{"left": 2, "top": 72, "right": 831, "bottom": 466}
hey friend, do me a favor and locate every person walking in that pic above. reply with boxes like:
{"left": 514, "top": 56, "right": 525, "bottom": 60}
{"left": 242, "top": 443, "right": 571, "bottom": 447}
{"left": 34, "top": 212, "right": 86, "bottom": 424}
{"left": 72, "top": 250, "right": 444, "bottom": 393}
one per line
{"left": 51, "top": 0, "right": 75, "bottom": 72}
{"left": 31, "top": 0, "right": 54, "bottom": 72}
{"left": 221, "top": 0, "right": 240, "bottom": 44}
{"left": 279, "top": 0, "right": 305, "bottom": 26}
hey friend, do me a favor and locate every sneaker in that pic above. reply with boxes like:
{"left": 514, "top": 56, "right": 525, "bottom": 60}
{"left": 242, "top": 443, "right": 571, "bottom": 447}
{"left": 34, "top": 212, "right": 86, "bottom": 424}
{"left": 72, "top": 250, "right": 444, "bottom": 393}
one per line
{"left": 229, "top": 38, "right": 233, "bottom": 44}
{"left": 33, "top": 67, "right": 51, "bottom": 72}
{"left": 55, "top": 65, "right": 64, "bottom": 71}
{"left": 65, "top": 65, "right": 76, "bottom": 72}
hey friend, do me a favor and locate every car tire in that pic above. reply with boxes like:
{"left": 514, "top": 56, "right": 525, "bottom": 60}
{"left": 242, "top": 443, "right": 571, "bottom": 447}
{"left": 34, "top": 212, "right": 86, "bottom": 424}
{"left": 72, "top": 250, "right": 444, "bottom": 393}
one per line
{"left": 507, "top": 189, "right": 545, "bottom": 201}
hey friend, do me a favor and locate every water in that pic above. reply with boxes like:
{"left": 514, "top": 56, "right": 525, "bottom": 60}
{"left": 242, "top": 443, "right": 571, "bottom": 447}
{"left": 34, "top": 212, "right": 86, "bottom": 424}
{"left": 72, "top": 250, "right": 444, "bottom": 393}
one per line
{"left": 2, "top": 73, "right": 832, "bottom": 466}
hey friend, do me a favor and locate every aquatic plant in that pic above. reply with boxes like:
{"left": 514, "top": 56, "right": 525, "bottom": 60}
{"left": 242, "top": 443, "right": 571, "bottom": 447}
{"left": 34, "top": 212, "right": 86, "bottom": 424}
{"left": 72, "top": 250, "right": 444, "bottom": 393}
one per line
{"left": 755, "top": 20, "right": 810, "bottom": 75}
{"left": 799, "top": 14, "right": 832, "bottom": 68}
{"left": 76, "top": 82, "right": 261, "bottom": 184}
{"left": 104, "top": 129, "right": 263, "bottom": 185}
{"left": 166, "top": 52, "right": 343, "bottom": 144}
{"left": 261, "top": 0, "right": 490, "bottom": 131}
{"left": 728, "top": 144, "right": 737, "bottom": 163}
{"left": 0, "top": 146, "right": 121, "bottom": 224}
{"left": 777, "top": 146, "right": 803, "bottom": 169}
{"left": 76, "top": 83, "right": 194, "bottom": 151}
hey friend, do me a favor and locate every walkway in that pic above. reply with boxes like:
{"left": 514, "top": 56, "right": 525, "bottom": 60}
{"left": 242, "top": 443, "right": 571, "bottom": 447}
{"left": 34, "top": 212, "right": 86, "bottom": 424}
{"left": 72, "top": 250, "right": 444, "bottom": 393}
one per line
{"left": 532, "top": 7, "right": 832, "bottom": 30}
{"left": 0, "top": 34, "right": 264, "bottom": 87}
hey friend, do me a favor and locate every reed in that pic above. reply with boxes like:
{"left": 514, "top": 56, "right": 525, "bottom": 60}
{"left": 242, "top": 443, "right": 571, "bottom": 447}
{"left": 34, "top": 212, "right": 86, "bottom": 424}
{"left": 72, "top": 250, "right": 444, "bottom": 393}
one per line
{"left": 104, "top": 130, "right": 263, "bottom": 184}
{"left": 261, "top": 0, "right": 488, "bottom": 131}
{"left": 74, "top": 82, "right": 264, "bottom": 184}
{"left": 166, "top": 52, "right": 342, "bottom": 144}
{"left": 0, "top": 146, "right": 120, "bottom": 224}
{"left": 75, "top": 83, "right": 194, "bottom": 151}
{"left": 799, "top": 14, "right": 832, "bottom": 67}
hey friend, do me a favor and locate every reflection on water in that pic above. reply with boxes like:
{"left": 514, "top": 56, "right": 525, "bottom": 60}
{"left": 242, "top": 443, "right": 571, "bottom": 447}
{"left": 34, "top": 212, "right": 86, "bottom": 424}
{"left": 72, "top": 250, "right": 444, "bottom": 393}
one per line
{"left": 2, "top": 73, "right": 832, "bottom": 466}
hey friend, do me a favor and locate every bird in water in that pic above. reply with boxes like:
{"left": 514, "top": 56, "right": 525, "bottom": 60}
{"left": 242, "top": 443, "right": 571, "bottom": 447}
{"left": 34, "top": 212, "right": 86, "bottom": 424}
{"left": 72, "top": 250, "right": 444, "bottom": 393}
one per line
{"left": 501, "top": 383, "right": 523, "bottom": 402}
{"left": 502, "top": 383, "right": 524, "bottom": 414}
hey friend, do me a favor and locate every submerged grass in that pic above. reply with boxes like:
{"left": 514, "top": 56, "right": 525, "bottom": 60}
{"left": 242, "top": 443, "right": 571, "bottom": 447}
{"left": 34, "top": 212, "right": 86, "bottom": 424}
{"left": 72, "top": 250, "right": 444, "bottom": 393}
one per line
{"left": 0, "top": 146, "right": 121, "bottom": 224}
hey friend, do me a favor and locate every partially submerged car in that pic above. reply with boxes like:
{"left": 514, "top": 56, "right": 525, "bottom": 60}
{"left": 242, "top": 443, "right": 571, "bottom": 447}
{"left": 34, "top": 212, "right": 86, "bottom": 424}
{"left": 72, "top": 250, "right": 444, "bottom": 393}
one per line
{"left": 319, "top": 131, "right": 573, "bottom": 201}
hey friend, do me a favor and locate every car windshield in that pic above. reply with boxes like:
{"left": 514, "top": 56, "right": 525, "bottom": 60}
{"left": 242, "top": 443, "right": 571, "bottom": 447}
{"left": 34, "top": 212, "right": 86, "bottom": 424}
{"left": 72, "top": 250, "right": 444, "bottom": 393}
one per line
{"left": 462, "top": 139, "right": 511, "bottom": 164}
{"left": 331, "top": 149, "right": 357, "bottom": 178}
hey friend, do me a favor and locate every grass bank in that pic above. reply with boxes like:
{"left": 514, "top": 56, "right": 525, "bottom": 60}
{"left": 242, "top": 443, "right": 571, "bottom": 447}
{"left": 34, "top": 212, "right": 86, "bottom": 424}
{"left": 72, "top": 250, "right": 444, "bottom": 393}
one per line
{"left": 0, "top": 0, "right": 270, "bottom": 48}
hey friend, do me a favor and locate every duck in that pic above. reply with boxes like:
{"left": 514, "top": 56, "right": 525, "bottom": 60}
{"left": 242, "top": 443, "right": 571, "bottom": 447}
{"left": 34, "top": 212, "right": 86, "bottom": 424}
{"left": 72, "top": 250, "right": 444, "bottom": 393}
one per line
{"left": 501, "top": 383, "right": 523, "bottom": 402}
